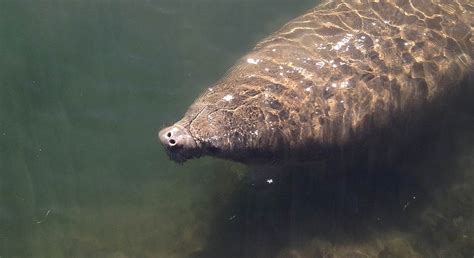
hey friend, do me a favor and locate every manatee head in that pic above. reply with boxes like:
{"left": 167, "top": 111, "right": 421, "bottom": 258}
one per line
{"left": 158, "top": 78, "right": 292, "bottom": 163}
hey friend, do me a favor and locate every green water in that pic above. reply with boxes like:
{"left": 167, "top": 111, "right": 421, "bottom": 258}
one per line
{"left": 1, "top": 1, "right": 473, "bottom": 258}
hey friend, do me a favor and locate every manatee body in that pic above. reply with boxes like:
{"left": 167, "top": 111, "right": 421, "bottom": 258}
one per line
{"left": 159, "top": 0, "right": 473, "bottom": 163}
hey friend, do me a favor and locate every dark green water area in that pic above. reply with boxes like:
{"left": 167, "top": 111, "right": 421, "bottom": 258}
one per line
{"left": 1, "top": 1, "right": 473, "bottom": 257}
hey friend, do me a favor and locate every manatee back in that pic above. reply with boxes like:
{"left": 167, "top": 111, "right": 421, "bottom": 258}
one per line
{"left": 203, "top": 0, "right": 473, "bottom": 148}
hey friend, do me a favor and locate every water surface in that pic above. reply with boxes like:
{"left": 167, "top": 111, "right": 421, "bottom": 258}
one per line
{"left": 1, "top": 1, "right": 473, "bottom": 258}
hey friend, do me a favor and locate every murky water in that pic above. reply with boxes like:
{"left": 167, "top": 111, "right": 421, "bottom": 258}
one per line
{"left": 1, "top": 1, "right": 473, "bottom": 258}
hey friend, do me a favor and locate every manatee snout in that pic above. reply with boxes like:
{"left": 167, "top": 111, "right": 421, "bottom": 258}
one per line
{"left": 158, "top": 125, "right": 199, "bottom": 162}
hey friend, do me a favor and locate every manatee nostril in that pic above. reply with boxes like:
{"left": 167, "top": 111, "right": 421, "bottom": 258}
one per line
{"left": 169, "top": 138, "right": 177, "bottom": 146}
{"left": 159, "top": 125, "right": 196, "bottom": 153}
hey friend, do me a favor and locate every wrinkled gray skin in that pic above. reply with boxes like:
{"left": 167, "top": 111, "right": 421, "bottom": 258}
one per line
{"left": 159, "top": 0, "right": 473, "bottom": 163}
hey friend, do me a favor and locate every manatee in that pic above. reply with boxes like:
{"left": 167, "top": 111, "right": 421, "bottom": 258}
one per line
{"left": 159, "top": 0, "right": 473, "bottom": 163}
